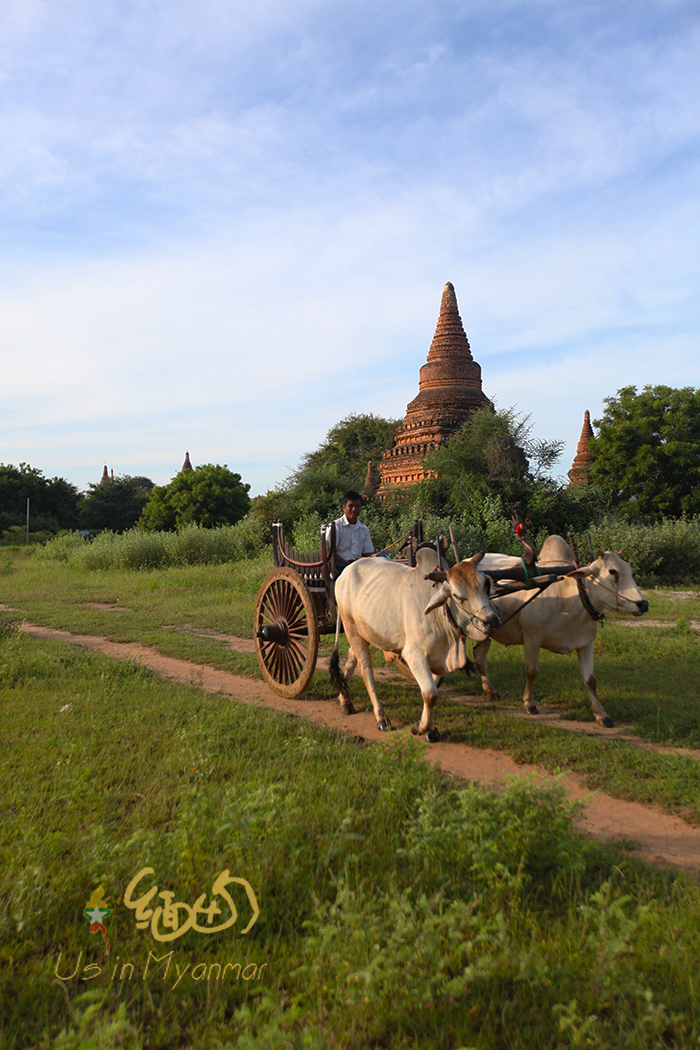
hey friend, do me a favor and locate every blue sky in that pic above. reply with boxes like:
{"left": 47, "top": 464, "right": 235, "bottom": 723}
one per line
{"left": 1, "top": 0, "right": 698, "bottom": 497}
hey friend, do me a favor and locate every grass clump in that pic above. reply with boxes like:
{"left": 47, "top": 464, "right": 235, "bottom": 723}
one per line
{"left": 36, "top": 519, "right": 270, "bottom": 571}
{"left": 577, "top": 515, "right": 700, "bottom": 584}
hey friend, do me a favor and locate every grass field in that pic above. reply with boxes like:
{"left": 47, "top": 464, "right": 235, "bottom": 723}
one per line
{"left": 2, "top": 548, "right": 700, "bottom": 1047}
{"left": 2, "top": 548, "right": 700, "bottom": 820}
{"left": 2, "top": 619, "right": 700, "bottom": 1050}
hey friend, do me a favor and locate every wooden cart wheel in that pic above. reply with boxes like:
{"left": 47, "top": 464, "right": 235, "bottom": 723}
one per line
{"left": 254, "top": 567, "right": 320, "bottom": 698}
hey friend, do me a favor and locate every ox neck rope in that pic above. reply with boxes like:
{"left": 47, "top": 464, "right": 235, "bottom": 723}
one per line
{"left": 577, "top": 577, "right": 606, "bottom": 622}
{"left": 444, "top": 597, "right": 489, "bottom": 638}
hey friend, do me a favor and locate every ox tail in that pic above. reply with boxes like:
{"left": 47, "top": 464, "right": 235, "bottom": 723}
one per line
{"left": 329, "top": 612, "right": 351, "bottom": 701}
{"left": 462, "top": 656, "right": 477, "bottom": 677}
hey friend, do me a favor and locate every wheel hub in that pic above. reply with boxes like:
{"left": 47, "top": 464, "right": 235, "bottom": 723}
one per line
{"left": 258, "top": 619, "right": 289, "bottom": 646}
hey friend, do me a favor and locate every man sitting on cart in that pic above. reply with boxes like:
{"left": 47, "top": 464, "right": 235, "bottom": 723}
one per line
{"left": 329, "top": 490, "right": 374, "bottom": 575}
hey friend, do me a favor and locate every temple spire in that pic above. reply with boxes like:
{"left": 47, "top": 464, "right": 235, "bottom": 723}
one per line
{"left": 182, "top": 451, "right": 193, "bottom": 472}
{"left": 378, "top": 282, "right": 490, "bottom": 494}
{"left": 567, "top": 411, "right": 595, "bottom": 487}
{"left": 425, "top": 281, "right": 473, "bottom": 365}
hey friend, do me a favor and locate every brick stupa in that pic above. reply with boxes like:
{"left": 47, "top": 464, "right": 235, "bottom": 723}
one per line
{"left": 567, "top": 410, "right": 594, "bottom": 487}
{"left": 378, "top": 282, "right": 491, "bottom": 493}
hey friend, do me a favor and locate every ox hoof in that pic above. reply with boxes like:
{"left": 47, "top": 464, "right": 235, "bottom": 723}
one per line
{"left": 426, "top": 728, "right": 441, "bottom": 743}
{"left": 377, "top": 717, "right": 391, "bottom": 731}
{"left": 410, "top": 723, "right": 420, "bottom": 736}
{"left": 525, "top": 703, "right": 539, "bottom": 715}
{"left": 340, "top": 701, "right": 355, "bottom": 716}
{"left": 485, "top": 690, "right": 500, "bottom": 702}
{"left": 598, "top": 716, "right": 615, "bottom": 728}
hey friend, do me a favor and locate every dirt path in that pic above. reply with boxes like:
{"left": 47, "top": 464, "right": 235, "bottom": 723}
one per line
{"left": 19, "top": 620, "right": 700, "bottom": 874}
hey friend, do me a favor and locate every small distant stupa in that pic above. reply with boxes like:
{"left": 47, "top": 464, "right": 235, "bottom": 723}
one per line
{"left": 378, "top": 282, "right": 491, "bottom": 494}
{"left": 363, "top": 460, "right": 380, "bottom": 498}
{"left": 182, "top": 451, "right": 194, "bottom": 473}
{"left": 567, "top": 411, "right": 595, "bottom": 487}
{"left": 100, "top": 465, "right": 114, "bottom": 485}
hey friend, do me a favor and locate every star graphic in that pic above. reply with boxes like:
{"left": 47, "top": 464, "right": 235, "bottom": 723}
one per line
{"left": 85, "top": 904, "right": 111, "bottom": 924}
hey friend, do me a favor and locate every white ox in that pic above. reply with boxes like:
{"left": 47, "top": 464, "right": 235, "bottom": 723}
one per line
{"left": 474, "top": 536, "right": 649, "bottom": 727}
{"left": 330, "top": 549, "right": 501, "bottom": 741}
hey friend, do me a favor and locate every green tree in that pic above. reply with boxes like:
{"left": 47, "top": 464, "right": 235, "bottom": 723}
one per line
{"left": 0, "top": 463, "right": 80, "bottom": 536}
{"left": 590, "top": 385, "right": 700, "bottom": 518}
{"left": 139, "top": 464, "right": 251, "bottom": 531}
{"left": 420, "top": 406, "right": 565, "bottom": 518}
{"left": 254, "top": 413, "right": 399, "bottom": 529}
{"left": 299, "top": 413, "right": 399, "bottom": 477}
{"left": 79, "top": 475, "right": 155, "bottom": 532}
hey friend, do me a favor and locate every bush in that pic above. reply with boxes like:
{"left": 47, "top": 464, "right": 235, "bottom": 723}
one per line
{"left": 35, "top": 532, "right": 89, "bottom": 562}
{"left": 577, "top": 516, "right": 700, "bottom": 583}
{"left": 35, "top": 519, "right": 271, "bottom": 571}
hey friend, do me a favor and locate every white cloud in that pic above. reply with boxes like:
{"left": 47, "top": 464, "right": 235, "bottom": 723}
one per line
{"left": 0, "top": 0, "right": 698, "bottom": 497}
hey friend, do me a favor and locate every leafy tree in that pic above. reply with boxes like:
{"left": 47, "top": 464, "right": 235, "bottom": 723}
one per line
{"left": 139, "top": 464, "right": 250, "bottom": 531}
{"left": 590, "top": 385, "right": 700, "bottom": 518}
{"left": 0, "top": 463, "right": 80, "bottom": 536}
{"left": 299, "top": 413, "right": 399, "bottom": 478}
{"left": 254, "top": 413, "right": 399, "bottom": 530}
{"left": 79, "top": 475, "right": 155, "bottom": 532}
{"left": 420, "top": 406, "right": 565, "bottom": 519}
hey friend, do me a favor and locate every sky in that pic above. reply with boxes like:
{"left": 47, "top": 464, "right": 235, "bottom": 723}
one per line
{"left": 1, "top": 0, "right": 698, "bottom": 498}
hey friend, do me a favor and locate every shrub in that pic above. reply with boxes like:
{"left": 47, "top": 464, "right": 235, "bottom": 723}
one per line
{"left": 575, "top": 516, "right": 700, "bottom": 583}
{"left": 34, "top": 519, "right": 270, "bottom": 571}
{"left": 35, "top": 532, "right": 89, "bottom": 562}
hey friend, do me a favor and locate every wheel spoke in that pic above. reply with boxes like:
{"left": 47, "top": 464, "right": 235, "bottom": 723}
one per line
{"left": 254, "top": 568, "right": 319, "bottom": 698}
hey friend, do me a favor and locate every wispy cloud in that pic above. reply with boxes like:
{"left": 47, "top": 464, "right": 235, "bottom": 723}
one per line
{"left": 1, "top": 0, "right": 698, "bottom": 494}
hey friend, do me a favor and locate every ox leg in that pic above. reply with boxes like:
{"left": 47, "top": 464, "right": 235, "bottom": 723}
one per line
{"left": 343, "top": 631, "right": 389, "bottom": 731}
{"left": 576, "top": 641, "right": 614, "bottom": 728}
{"left": 340, "top": 648, "right": 357, "bottom": 716}
{"left": 404, "top": 650, "right": 441, "bottom": 742}
{"left": 522, "top": 639, "right": 540, "bottom": 715}
{"left": 473, "top": 638, "right": 499, "bottom": 700}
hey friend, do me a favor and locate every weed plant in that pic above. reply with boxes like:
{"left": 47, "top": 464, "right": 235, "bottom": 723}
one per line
{"left": 2, "top": 623, "right": 700, "bottom": 1049}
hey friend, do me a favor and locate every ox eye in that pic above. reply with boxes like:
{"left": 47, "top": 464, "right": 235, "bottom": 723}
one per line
{"left": 610, "top": 568, "right": 619, "bottom": 578}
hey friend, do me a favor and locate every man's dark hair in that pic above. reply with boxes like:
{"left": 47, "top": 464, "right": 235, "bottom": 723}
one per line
{"left": 342, "top": 490, "right": 362, "bottom": 505}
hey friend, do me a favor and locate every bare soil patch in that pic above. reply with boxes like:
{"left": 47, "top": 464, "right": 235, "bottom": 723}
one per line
{"left": 19, "top": 620, "right": 700, "bottom": 873}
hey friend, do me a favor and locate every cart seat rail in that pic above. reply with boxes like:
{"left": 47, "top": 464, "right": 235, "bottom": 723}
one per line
{"left": 272, "top": 521, "right": 335, "bottom": 594}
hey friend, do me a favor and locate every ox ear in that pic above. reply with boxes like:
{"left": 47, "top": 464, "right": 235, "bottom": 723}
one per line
{"left": 424, "top": 570, "right": 448, "bottom": 583}
{"left": 617, "top": 549, "right": 625, "bottom": 558}
{"left": 597, "top": 548, "right": 604, "bottom": 559}
{"left": 424, "top": 583, "right": 451, "bottom": 615}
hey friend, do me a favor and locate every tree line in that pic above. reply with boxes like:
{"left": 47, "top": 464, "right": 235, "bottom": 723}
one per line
{"left": 0, "top": 463, "right": 251, "bottom": 542}
{"left": 3, "top": 384, "right": 697, "bottom": 544}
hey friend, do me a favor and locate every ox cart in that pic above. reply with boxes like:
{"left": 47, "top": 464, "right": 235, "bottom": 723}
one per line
{"left": 253, "top": 520, "right": 445, "bottom": 697}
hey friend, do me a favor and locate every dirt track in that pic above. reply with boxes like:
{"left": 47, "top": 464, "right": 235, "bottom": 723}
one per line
{"left": 18, "top": 620, "right": 700, "bottom": 874}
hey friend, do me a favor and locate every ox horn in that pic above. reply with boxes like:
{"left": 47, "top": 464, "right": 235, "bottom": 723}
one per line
{"left": 425, "top": 570, "right": 448, "bottom": 583}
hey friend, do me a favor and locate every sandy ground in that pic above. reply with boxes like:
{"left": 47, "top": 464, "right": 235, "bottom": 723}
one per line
{"left": 16, "top": 619, "right": 700, "bottom": 874}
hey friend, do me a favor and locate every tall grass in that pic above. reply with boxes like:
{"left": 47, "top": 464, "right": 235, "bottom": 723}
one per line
{"left": 577, "top": 516, "right": 700, "bottom": 583}
{"left": 35, "top": 513, "right": 700, "bottom": 582}
{"left": 36, "top": 518, "right": 270, "bottom": 571}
